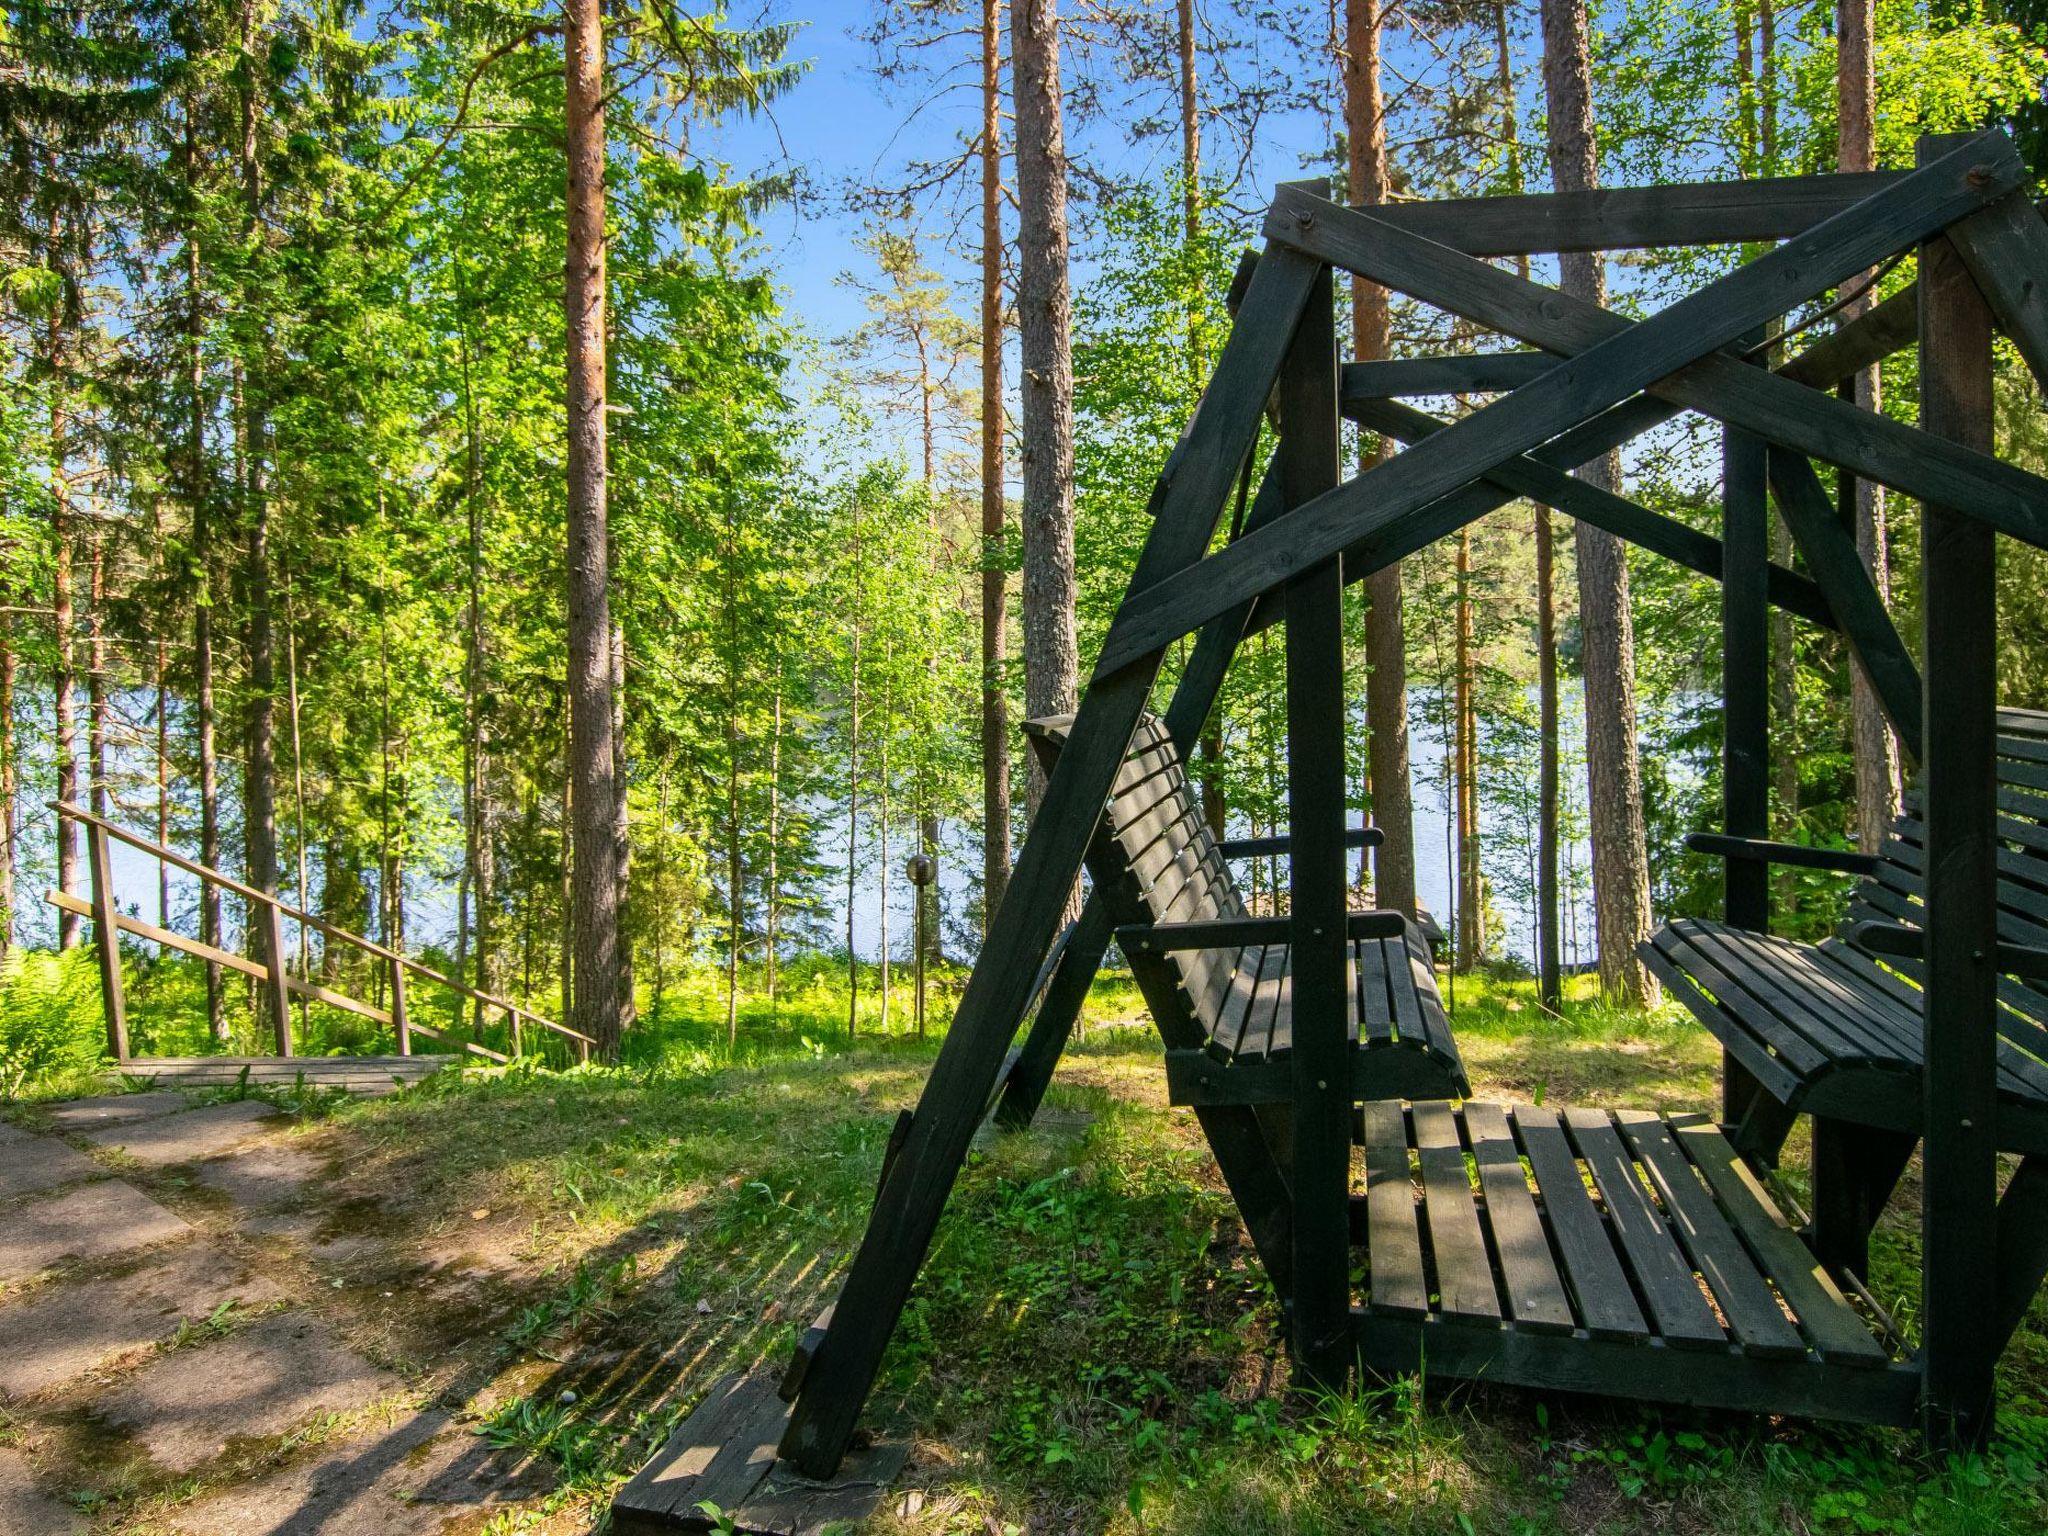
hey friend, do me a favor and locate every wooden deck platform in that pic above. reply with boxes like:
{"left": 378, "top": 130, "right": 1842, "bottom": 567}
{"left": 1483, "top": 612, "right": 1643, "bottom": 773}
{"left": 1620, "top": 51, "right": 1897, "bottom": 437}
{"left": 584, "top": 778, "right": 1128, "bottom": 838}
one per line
{"left": 119, "top": 1056, "right": 454, "bottom": 1095}
{"left": 612, "top": 1371, "right": 907, "bottom": 1535}
{"left": 1351, "top": 1101, "right": 1921, "bottom": 1424}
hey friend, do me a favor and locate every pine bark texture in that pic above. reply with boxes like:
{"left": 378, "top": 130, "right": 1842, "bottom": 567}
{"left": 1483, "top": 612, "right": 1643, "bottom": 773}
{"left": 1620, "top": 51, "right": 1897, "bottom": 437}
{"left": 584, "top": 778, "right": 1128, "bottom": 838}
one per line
{"left": 1839, "top": 0, "right": 1900, "bottom": 853}
{"left": 1540, "top": 0, "right": 1656, "bottom": 1004}
{"left": 1013, "top": 0, "right": 1079, "bottom": 804}
{"left": 1344, "top": 0, "right": 1417, "bottom": 916}
{"left": 563, "top": 0, "right": 631, "bottom": 1057}
{"left": 978, "top": 0, "right": 1012, "bottom": 928}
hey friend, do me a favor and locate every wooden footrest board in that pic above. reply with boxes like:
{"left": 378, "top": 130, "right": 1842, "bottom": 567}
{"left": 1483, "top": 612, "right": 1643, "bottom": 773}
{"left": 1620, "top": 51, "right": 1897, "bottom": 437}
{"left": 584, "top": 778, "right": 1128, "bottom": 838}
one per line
{"left": 613, "top": 1370, "right": 908, "bottom": 1535}
{"left": 1351, "top": 1101, "right": 1919, "bottom": 1425}
{"left": 125, "top": 1056, "right": 451, "bottom": 1092}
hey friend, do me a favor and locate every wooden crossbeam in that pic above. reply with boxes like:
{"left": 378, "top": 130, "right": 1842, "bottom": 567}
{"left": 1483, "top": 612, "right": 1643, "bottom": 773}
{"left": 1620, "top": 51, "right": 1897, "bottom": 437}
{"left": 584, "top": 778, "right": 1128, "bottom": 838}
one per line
{"left": 1343, "top": 354, "right": 1552, "bottom": 399}
{"left": 1263, "top": 165, "right": 2048, "bottom": 556}
{"left": 1365, "top": 170, "right": 1909, "bottom": 256}
{"left": 1352, "top": 396, "right": 1836, "bottom": 630}
{"left": 1948, "top": 191, "right": 2048, "bottom": 392}
{"left": 1764, "top": 450, "right": 1924, "bottom": 761}
{"left": 778, "top": 243, "right": 1322, "bottom": 1481}
{"left": 1093, "top": 133, "right": 2018, "bottom": 678}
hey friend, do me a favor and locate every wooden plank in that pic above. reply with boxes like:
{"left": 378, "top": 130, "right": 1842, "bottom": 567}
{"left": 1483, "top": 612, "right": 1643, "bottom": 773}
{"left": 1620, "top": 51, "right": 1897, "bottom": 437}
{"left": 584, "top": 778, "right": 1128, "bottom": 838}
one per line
{"left": 1342, "top": 353, "right": 1553, "bottom": 399}
{"left": 1512, "top": 1105, "right": 1647, "bottom": 1340}
{"left": 1947, "top": 192, "right": 2048, "bottom": 392}
{"left": 1563, "top": 1108, "right": 1726, "bottom": 1347}
{"left": 1777, "top": 284, "right": 1920, "bottom": 390}
{"left": 1411, "top": 1100, "right": 1500, "bottom": 1321}
{"left": 1918, "top": 137, "right": 2003, "bottom": 1449}
{"left": 613, "top": 1372, "right": 784, "bottom": 1533}
{"left": 260, "top": 899, "right": 293, "bottom": 1057}
{"left": 1723, "top": 422, "right": 1773, "bottom": 936}
{"left": 1360, "top": 171, "right": 1909, "bottom": 255}
{"left": 731, "top": 1436, "right": 910, "bottom": 1536}
{"left": 1352, "top": 1312, "right": 1922, "bottom": 1427}
{"left": 85, "top": 823, "right": 128, "bottom": 1061}
{"left": 1463, "top": 1101, "right": 1573, "bottom": 1332}
{"left": 994, "top": 901, "right": 1115, "bottom": 1129}
{"left": 48, "top": 889, "right": 269, "bottom": 984}
{"left": 1095, "top": 137, "right": 2020, "bottom": 676}
{"left": 780, "top": 243, "right": 1320, "bottom": 1479}
{"left": 1671, "top": 1115, "right": 1890, "bottom": 1366}
{"left": 1615, "top": 1111, "right": 1806, "bottom": 1358}
{"left": 1361, "top": 1101, "right": 1428, "bottom": 1318}
{"left": 1249, "top": 159, "right": 2048, "bottom": 589}
{"left": 1765, "top": 449, "right": 1923, "bottom": 762}
{"left": 1282, "top": 255, "right": 1353, "bottom": 1385}
{"left": 1353, "top": 396, "right": 1836, "bottom": 631}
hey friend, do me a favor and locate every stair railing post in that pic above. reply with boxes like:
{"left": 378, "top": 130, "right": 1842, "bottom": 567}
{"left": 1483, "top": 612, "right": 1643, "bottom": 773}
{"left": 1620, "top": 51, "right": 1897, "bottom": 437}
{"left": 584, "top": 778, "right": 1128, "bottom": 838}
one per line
{"left": 1276, "top": 249, "right": 1351, "bottom": 1387}
{"left": 261, "top": 895, "right": 293, "bottom": 1057}
{"left": 390, "top": 957, "right": 411, "bottom": 1056}
{"left": 85, "top": 814, "right": 129, "bottom": 1063}
{"left": 1916, "top": 132, "right": 2001, "bottom": 1451}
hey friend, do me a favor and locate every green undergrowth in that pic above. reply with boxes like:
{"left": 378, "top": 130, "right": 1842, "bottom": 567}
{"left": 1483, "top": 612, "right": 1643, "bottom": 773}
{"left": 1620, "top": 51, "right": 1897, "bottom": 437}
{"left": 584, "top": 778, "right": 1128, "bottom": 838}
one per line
{"left": 9, "top": 957, "right": 2048, "bottom": 1532}
{"left": 244, "top": 966, "right": 2048, "bottom": 1535}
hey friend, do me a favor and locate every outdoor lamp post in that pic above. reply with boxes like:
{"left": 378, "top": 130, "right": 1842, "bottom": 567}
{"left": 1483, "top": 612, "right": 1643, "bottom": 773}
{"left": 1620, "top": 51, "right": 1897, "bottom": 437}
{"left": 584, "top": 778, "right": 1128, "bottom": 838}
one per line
{"left": 906, "top": 852, "right": 937, "bottom": 1038}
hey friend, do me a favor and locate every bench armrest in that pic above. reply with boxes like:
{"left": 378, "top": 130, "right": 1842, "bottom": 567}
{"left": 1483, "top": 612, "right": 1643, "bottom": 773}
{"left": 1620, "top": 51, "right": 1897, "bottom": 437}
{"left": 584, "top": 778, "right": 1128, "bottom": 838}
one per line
{"left": 1218, "top": 826, "right": 1384, "bottom": 859}
{"left": 1687, "top": 832, "right": 1879, "bottom": 876}
{"left": 1847, "top": 920, "right": 2048, "bottom": 980}
{"left": 1118, "top": 910, "right": 1405, "bottom": 954}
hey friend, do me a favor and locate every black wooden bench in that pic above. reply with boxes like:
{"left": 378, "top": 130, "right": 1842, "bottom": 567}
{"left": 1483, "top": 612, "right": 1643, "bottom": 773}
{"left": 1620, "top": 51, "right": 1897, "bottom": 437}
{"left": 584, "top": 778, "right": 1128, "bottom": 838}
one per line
{"left": 1645, "top": 712, "right": 2048, "bottom": 1317}
{"left": 1026, "top": 712, "right": 1467, "bottom": 1107}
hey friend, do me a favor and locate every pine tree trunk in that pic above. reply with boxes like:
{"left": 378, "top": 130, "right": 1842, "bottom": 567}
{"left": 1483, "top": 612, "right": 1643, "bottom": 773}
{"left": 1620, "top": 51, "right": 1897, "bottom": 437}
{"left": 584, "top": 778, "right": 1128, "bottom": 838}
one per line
{"left": 846, "top": 611, "right": 863, "bottom": 1039}
{"left": 283, "top": 572, "right": 311, "bottom": 1001}
{"left": 184, "top": 150, "right": 224, "bottom": 1040}
{"left": 49, "top": 300, "right": 79, "bottom": 951}
{"left": 0, "top": 612, "right": 14, "bottom": 964}
{"left": 88, "top": 530, "right": 107, "bottom": 821}
{"left": 1344, "top": 0, "right": 1417, "bottom": 916}
{"left": 1013, "top": 0, "right": 1079, "bottom": 811}
{"left": 766, "top": 687, "right": 782, "bottom": 1008}
{"left": 978, "top": 0, "right": 1012, "bottom": 929}
{"left": 564, "top": 0, "right": 630, "bottom": 1057}
{"left": 152, "top": 499, "right": 171, "bottom": 930}
{"left": 1839, "top": 0, "right": 1899, "bottom": 852}
{"left": 1455, "top": 529, "right": 1480, "bottom": 969}
{"left": 879, "top": 653, "right": 893, "bottom": 1032}
{"left": 1540, "top": 0, "right": 1656, "bottom": 1005}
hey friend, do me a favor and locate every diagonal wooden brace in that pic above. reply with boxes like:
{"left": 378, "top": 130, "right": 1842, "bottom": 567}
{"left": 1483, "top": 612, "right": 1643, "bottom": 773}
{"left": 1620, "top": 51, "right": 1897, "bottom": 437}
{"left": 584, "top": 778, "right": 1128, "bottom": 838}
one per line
{"left": 777, "top": 243, "right": 1323, "bottom": 1481}
{"left": 1092, "top": 131, "right": 2023, "bottom": 677}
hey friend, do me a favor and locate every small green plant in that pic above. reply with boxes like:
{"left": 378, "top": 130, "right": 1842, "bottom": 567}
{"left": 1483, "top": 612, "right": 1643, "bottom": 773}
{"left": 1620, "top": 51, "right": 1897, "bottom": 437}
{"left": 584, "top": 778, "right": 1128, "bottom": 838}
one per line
{"left": 478, "top": 1393, "right": 607, "bottom": 1482}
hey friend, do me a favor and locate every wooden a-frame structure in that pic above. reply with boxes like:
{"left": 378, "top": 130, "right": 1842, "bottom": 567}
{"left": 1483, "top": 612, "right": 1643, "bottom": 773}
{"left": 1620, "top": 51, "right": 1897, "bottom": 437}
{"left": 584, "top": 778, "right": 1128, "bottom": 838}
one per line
{"left": 618, "top": 132, "right": 2048, "bottom": 1520}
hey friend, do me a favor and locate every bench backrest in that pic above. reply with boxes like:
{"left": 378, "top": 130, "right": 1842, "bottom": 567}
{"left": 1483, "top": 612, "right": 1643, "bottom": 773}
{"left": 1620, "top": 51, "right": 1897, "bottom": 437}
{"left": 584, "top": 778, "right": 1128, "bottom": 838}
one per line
{"left": 1026, "top": 713, "right": 1249, "bottom": 1036}
{"left": 1844, "top": 712, "right": 2048, "bottom": 1061}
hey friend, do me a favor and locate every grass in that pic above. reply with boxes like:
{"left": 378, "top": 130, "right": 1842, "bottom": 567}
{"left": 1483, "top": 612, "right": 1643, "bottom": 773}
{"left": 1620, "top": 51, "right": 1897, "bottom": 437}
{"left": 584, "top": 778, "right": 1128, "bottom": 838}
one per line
{"left": 9, "top": 962, "right": 2048, "bottom": 1533}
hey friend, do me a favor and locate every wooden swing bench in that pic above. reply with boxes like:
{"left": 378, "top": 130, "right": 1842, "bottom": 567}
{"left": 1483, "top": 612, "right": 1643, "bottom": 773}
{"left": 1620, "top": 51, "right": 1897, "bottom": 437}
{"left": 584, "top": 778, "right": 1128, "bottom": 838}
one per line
{"left": 1026, "top": 712, "right": 1467, "bottom": 1108}
{"left": 615, "top": 136, "right": 2048, "bottom": 1522}
{"left": 1646, "top": 710, "right": 2048, "bottom": 1329}
{"left": 1649, "top": 712, "right": 2048, "bottom": 1164}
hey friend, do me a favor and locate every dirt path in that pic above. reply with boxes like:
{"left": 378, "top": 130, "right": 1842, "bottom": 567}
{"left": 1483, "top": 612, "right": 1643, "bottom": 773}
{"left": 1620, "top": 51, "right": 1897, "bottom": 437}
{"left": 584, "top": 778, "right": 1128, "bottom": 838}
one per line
{"left": 0, "top": 1089, "right": 557, "bottom": 1534}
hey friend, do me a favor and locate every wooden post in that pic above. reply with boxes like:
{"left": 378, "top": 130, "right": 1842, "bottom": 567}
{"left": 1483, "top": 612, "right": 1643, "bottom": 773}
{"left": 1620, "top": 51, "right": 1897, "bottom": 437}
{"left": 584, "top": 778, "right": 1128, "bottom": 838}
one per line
{"left": 1278, "top": 256, "right": 1350, "bottom": 1386}
{"left": 1917, "top": 133, "right": 2000, "bottom": 1452}
{"left": 510, "top": 1005, "right": 524, "bottom": 1058}
{"left": 1720, "top": 420, "right": 1771, "bottom": 1131}
{"left": 390, "top": 957, "right": 410, "bottom": 1056}
{"left": 260, "top": 896, "right": 293, "bottom": 1057}
{"left": 86, "top": 818, "right": 129, "bottom": 1062}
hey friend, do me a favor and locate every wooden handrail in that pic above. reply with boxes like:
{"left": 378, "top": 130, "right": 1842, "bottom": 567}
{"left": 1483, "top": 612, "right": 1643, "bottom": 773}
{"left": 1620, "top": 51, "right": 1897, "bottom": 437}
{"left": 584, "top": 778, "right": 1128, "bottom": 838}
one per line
{"left": 47, "top": 801, "right": 591, "bottom": 1055}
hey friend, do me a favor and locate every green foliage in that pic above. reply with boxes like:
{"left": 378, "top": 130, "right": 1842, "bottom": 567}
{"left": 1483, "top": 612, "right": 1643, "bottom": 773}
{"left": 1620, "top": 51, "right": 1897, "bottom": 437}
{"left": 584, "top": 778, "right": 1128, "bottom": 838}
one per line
{"left": 0, "top": 949, "right": 106, "bottom": 1099}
